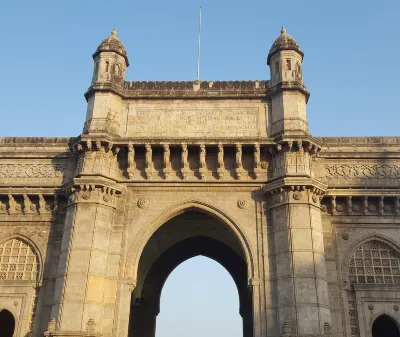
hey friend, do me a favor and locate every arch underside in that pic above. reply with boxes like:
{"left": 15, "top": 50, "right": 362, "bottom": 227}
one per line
{"left": 128, "top": 210, "right": 252, "bottom": 337}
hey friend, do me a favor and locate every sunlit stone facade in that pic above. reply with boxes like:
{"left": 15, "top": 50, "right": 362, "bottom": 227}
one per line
{"left": 0, "top": 27, "right": 399, "bottom": 337}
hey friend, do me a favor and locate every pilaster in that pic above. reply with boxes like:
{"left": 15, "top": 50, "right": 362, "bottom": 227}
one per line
{"left": 265, "top": 172, "right": 331, "bottom": 336}
{"left": 49, "top": 178, "right": 123, "bottom": 337}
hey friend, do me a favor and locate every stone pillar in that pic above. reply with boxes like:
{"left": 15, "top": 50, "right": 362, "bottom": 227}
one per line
{"left": 265, "top": 141, "right": 331, "bottom": 337}
{"left": 49, "top": 179, "right": 122, "bottom": 336}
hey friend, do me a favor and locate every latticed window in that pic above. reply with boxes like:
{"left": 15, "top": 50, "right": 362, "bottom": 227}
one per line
{"left": 349, "top": 240, "right": 400, "bottom": 285}
{"left": 348, "top": 240, "right": 400, "bottom": 337}
{"left": 0, "top": 239, "right": 39, "bottom": 281}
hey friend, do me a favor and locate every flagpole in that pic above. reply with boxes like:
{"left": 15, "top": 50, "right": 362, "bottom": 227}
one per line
{"left": 197, "top": 6, "right": 202, "bottom": 80}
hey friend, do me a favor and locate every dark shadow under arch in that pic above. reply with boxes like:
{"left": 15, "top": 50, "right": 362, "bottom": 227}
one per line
{"left": 0, "top": 309, "right": 15, "bottom": 337}
{"left": 128, "top": 211, "right": 251, "bottom": 337}
{"left": 372, "top": 314, "right": 400, "bottom": 337}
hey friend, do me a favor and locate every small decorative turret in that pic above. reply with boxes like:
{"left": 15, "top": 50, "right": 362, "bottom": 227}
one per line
{"left": 267, "top": 26, "right": 304, "bottom": 87}
{"left": 91, "top": 28, "right": 129, "bottom": 85}
{"left": 83, "top": 28, "right": 128, "bottom": 136}
{"left": 267, "top": 27, "right": 310, "bottom": 136}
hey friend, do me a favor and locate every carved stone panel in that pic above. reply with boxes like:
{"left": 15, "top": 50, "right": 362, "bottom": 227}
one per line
{"left": 123, "top": 102, "right": 266, "bottom": 138}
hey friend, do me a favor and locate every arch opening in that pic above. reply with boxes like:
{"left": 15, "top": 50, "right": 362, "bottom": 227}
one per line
{"left": 0, "top": 309, "right": 15, "bottom": 337}
{"left": 372, "top": 314, "right": 400, "bottom": 337}
{"left": 156, "top": 256, "right": 242, "bottom": 337}
{"left": 128, "top": 210, "right": 252, "bottom": 337}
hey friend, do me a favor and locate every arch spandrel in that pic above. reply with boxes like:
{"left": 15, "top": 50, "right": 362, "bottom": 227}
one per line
{"left": 124, "top": 199, "right": 255, "bottom": 283}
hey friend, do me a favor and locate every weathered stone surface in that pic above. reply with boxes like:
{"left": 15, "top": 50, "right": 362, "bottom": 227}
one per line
{"left": 0, "top": 27, "right": 399, "bottom": 337}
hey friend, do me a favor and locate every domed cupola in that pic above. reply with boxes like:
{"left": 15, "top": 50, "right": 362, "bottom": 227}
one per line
{"left": 267, "top": 27, "right": 309, "bottom": 137}
{"left": 267, "top": 26, "right": 303, "bottom": 65}
{"left": 93, "top": 28, "right": 129, "bottom": 66}
{"left": 267, "top": 26, "right": 305, "bottom": 88}
{"left": 90, "top": 28, "right": 129, "bottom": 85}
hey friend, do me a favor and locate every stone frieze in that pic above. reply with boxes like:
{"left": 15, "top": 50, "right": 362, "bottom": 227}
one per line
{"left": 0, "top": 164, "right": 68, "bottom": 178}
{"left": 325, "top": 164, "right": 400, "bottom": 179}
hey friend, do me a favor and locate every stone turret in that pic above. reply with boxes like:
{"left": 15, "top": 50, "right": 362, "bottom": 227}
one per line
{"left": 267, "top": 27, "right": 309, "bottom": 137}
{"left": 84, "top": 28, "right": 128, "bottom": 136}
{"left": 91, "top": 28, "right": 129, "bottom": 85}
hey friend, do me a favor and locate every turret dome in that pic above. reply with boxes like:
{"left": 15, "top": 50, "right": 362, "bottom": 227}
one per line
{"left": 93, "top": 28, "right": 129, "bottom": 66}
{"left": 267, "top": 26, "right": 303, "bottom": 65}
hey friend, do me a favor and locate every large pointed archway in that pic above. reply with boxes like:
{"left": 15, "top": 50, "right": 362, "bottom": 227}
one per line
{"left": 128, "top": 210, "right": 252, "bottom": 337}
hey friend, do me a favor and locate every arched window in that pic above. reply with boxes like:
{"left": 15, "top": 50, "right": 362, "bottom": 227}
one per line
{"left": 105, "top": 61, "right": 109, "bottom": 72}
{"left": 372, "top": 315, "right": 400, "bottom": 337}
{"left": 0, "top": 238, "right": 39, "bottom": 281}
{"left": 115, "top": 63, "right": 121, "bottom": 76}
{"left": 347, "top": 240, "right": 400, "bottom": 336}
{"left": 0, "top": 309, "right": 15, "bottom": 337}
{"left": 349, "top": 240, "right": 400, "bottom": 285}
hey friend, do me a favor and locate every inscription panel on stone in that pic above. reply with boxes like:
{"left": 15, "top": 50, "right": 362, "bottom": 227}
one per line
{"left": 126, "top": 108, "right": 261, "bottom": 137}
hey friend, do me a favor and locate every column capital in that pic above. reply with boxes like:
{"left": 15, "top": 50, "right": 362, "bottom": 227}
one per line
{"left": 264, "top": 177, "right": 326, "bottom": 210}
{"left": 62, "top": 177, "right": 123, "bottom": 208}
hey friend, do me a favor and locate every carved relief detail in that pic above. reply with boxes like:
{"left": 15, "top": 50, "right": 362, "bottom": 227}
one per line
{"left": 217, "top": 143, "right": 224, "bottom": 180}
{"left": 137, "top": 198, "right": 149, "bottom": 209}
{"left": 163, "top": 144, "right": 171, "bottom": 179}
{"left": 199, "top": 144, "right": 206, "bottom": 180}
{"left": 237, "top": 199, "right": 248, "bottom": 209}
{"left": 0, "top": 164, "right": 68, "bottom": 178}
{"left": 181, "top": 143, "right": 189, "bottom": 180}
{"left": 235, "top": 144, "right": 243, "bottom": 179}
{"left": 144, "top": 144, "right": 153, "bottom": 179}
{"left": 325, "top": 164, "right": 400, "bottom": 179}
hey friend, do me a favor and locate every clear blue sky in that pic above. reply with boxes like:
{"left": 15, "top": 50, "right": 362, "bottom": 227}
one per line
{"left": 1, "top": 1, "right": 400, "bottom": 336}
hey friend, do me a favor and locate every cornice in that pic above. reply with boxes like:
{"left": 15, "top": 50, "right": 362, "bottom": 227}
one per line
{"left": 84, "top": 80, "right": 270, "bottom": 101}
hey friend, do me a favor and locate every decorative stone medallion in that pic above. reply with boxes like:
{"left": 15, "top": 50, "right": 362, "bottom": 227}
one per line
{"left": 293, "top": 191, "right": 301, "bottom": 200}
{"left": 237, "top": 199, "right": 247, "bottom": 209}
{"left": 137, "top": 198, "right": 149, "bottom": 209}
{"left": 342, "top": 233, "right": 349, "bottom": 240}
{"left": 394, "top": 305, "right": 399, "bottom": 312}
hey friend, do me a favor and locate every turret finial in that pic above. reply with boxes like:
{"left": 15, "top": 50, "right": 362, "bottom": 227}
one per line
{"left": 112, "top": 27, "right": 117, "bottom": 36}
{"left": 281, "top": 26, "right": 287, "bottom": 35}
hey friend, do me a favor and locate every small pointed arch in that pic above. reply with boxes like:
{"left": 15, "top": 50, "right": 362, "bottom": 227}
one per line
{"left": 105, "top": 60, "right": 109, "bottom": 72}
{"left": 0, "top": 309, "right": 15, "bottom": 337}
{"left": 0, "top": 236, "right": 41, "bottom": 282}
{"left": 342, "top": 234, "right": 400, "bottom": 285}
{"left": 372, "top": 314, "right": 400, "bottom": 337}
{"left": 115, "top": 63, "right": 121, "bottom": 76}
{"left": 125, "top": 199, "right": 255, "bottom": 282}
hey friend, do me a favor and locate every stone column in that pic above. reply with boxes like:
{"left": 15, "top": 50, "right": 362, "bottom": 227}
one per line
{"left": 265, "top": 141, "right": 331, "bottom": 337}
{"left": 49, "top": 179, "right": 122, "bottom": 337}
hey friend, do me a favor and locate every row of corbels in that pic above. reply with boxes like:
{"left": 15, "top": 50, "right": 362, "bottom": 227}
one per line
{"left": 70, "top": 139, "right": 321, "bottom": 155}
{"left": 267, "top": 185, "right": 325, "bottom": 196}
{"left": 268, "top": 139, "right": 322, "bottom": 155}
{"left": 0, "top": 194, "right": 59, "bottom": 215}
{"left": 321, "top": 195, "right": 400, "bottom": 215}
{"left": 64, "top": 184, "right": 121, "bottom": 204}
{"left": 126, "top": 142, "right": 263, "bottom": 180}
